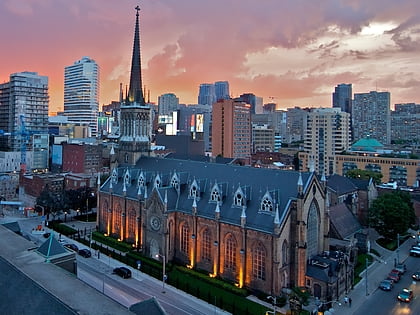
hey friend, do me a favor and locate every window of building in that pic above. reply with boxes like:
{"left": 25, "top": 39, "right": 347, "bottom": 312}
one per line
{"left": 225, "top": 235, "right": 237, "bottom": 271}
{"left": 260, "top": 191, "right": 273, "bottom": 212}
{"left": 201, "top": 228, "right": 211, "bottom": 261}
{"left": 124, "top": 169, "right": 131, "bottom": 187}
{"left": 189, "top": 180, "right": 199, "bottom": 199}
{"left": 211, "top": 185, "right": 221, "bottom": 203}
{"left": 128, "top": 209, "right": 136, "bottom": 240}
{"left": 233, "top": 188, "right": 245, "bottom": 207}
{"left": 282, "top": 240, "right": 288, "bottom": 266}
{"left": 111, "top": 168, "right": 118, "bottom": 184}
{"left": 181, "top": 223, "right": 190, "bottom": 255}
{"left": 253, "top": 243, "right": 266, "bottom": 280}
{"left": 171, "top": 173, "right": 179, "bottom": 190}
{"left": 154, "top": 174, "right": 161, "bottom": 188}
{"left": 138, "top": 172, "right": 145, "bottom": 188}
{"left": 306, "top": 202, "right": 319, "bottom": 259}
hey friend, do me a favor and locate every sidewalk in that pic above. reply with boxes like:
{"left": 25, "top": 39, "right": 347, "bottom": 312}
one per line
{"left": 328, "top": 229, "right": 412, "bottom": 315}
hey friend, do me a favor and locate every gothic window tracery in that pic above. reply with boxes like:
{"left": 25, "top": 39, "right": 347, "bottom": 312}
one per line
{"left": 306, "top": 201, "right": 319, "bottom": 259}
{"left": 201, "top": 228, "right": 211, "bottom": 261}
{"left": 138, "top": 172, "right": 145, "bottom": 188}
{"left": 210, "top": 184, "right": 221, "bottom": 203}
{"left": 154, "top": 174, "right": 161, "bottom": 188}
{"left": 233, "top": 187, "right": 245, "bottom": 207}
{"left": 171, "top": 173, "right": 179, "bottom": 190}
{"left": 225, "top": 234, "right": 237, "bottom": 271}
{"left": 189, "top": 180, "right": 199, "bottom": 199}
{"left": 181, "top": 223, "right": 190, "bottom": 255}
{"left": 260, "top": 192, "right": 273, "bottom": 212}
{"left": 282, "top": 240, "right": 288, "bottom": 267}
{"left": 253, "top": 243, "right": 266, "bottom": 280}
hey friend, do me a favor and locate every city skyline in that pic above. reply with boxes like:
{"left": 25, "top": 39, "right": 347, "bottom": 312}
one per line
{"left": 1, "top": 1, "right": 420, "bottom": 113}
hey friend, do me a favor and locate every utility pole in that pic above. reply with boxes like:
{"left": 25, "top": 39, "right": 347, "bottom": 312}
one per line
{"left": 396, "top": 233, "right": 400, "bottom": 265}
{"left": 365, "top": 258, "right": 369, "bottom": 296}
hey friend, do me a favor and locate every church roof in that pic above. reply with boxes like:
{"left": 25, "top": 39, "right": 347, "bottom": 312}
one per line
{"left": 101, "top": 156, "right": 315, "bottom": 234}
{"left": 329, "top": 203, "right": 362, "bottom": 239}
{"left": 327, "top": 174, "right": 358, "bottom": 195}
{"left": 351, "top": 137, "right": 384, "bottom": 152}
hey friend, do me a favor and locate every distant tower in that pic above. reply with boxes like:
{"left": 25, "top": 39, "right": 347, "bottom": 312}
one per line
{"left": 198, "top": 83, "right": 216, "bottom": 106}
{"left": 118, "top": 6, "right": 152, "bottom": 165}
{"left": 214, "top": 81, "right": 230, "bottom": 101}
{"left": 158, "top": 93, "right": 179, "bottom": 116}
{"left": 332, "top": 84, "right": 352, "bottom": 114}
{"left": 64, "top": 56, "right": 99, "bottom": 137}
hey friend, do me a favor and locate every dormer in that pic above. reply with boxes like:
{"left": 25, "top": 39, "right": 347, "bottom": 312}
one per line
{"left": 171, "top": 172, "right": 180, "bottom": 191}
{"left": 154, "top": 174, "right": 161, "bottom": 188}
{"left": 188, "top": 179, "right": 199, "bottom": 200}
{"left": 233, "top": 186, "right": 246, "bottom": 208}
{"left": 260, "top": 191, "right": 274, "bottom": 212}
{"left": 137, "top": 171, "right": 146, "bottom": 188}
{"left": 124, "top": 169, "right": 131, "bottom": 187}
{"left": 111, "top": 168, "right": 118, "bottom": 184}
{"left": 210, "top": 183, "right": 221, "bottom": 204}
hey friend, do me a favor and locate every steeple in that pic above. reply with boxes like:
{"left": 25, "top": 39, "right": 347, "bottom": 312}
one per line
{"left": 128, "top": 5, "right": 145, "bottom": 105}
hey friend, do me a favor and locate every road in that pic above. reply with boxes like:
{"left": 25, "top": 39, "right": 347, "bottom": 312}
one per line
{"left": 350, "top": 255, "right": 420, "bottom": 315}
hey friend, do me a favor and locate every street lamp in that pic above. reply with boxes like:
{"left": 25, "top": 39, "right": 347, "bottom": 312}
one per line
{"left": 156, "top": 254, "right": 166, "bottom": 293}
{"left": 396, "top": 233, "right": 400, "bottom": 266}
{"left": 267, "top": 295, "right": 277, "bottom": 315}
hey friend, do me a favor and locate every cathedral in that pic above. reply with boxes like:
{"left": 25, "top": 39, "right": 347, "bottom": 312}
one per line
{"left": 97, "top": 7, "right": 330, "bottom": 298}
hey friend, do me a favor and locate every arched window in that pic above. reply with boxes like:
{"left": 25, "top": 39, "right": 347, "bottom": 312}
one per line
{"left": 211, "top": 187, "right": 221, "bottom": 203}
{"left": 253, "top": 243, "right": 266, "bottom": 280}
{"left": 234, "top": 188, "right": 245, "bottom": 207}
{"left": 138, "top": 172, "right": 145, "bottom": 188}
{"left": 307, "top": 201, "right": 319, "bottom": 259}
{"left": 171, "top": 173, "right": 179, "bottom": 190}
{"left": 201, "top": 228, "right": 211, "bottom": 261}
{"left": 181, "top": 223, "right": 190, "bottom": 255}
{"left": 189, "top": 180, "right": 199, "bottom": 199}
{"left": 111, "top": 168, "right": 118, "bottom": 184}
{"left": 282, "top": 240, "right": 288, "bottom": 267}
{"left": 124, "top": 169, "right": 131, "bottom": 187}
{"left": 127, "top": 209, "right": 136, "bottom": 240}
{"left": 114, "top": 205, "right": 122, "bottom": 236}
{"left": 225, "top": 235, "right": 237, "bottom": 271}
{"left": 260, "top": 192, "right": 273, "bottom": 212}
{"left": 154, "top": 175, "right": 161, "bottom": 188}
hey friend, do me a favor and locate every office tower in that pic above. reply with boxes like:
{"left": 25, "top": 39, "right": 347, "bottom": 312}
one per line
{"left": 117, "top": 6, "right": 152, "bottom": 165}
{"left": 64, "top": 56, "right": 99, "bottom": 137}
{"left": 285, "top": 107, "right": 308, "bottom": 143}
{"left": 212, "top": 99, "right": 251, "bottom": 161}
{"left": 0, "top": 71, "right": 49, "bottom": 172}
{"left": 332, "top": 84, "right": 352, "bottom": 113}
{"left": 158, "top": 93, "right": 179, "bottom": 116}
{"left": 303, "top": 108, "right": 351, "bottom": 176}
{"left": 214, "top": 81, "right": 230, "bottom": 101}
{"left": 235, "top": 93, "right": 263, "bottom": 114}
{"left": 263, "top": 103, "right": 276, "bottom": 113}
{"left": 391, "top": 103, "right": 420, "bottom": 143}
{"left": 198, "top": 83, "right": 216, "bottom": 106}
{"left": 352, "top": 91, "right": 391, "bottom": 144}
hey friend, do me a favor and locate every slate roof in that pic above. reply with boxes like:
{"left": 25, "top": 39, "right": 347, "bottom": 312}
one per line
{"left": 348, "top": 177, "right": 372, "bottom": 190}
{"left": 102, "top": 156, "right": 314, "bottom": 234}
{"left": 327, "top": 174, "right": 358, "bottom": 195}
{"left": 37, "top": 233, "right": 68, "bottom": 259}
{"left": 329, "top": 203, "right": 362, "bottom": 239}
{"left": 129, "top": 297, "right": 167, "bottom": 315}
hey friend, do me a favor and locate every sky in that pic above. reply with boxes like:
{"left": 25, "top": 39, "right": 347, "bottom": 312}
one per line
{"left": 1, "top": 0, "right": 420, "bottom": 114}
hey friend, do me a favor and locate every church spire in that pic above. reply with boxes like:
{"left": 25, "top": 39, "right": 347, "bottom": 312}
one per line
{"left": 128, "top": 5, "right": 145, "bottom": 105}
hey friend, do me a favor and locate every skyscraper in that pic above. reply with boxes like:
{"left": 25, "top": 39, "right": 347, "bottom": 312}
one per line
{"left": 0, "top": 72, "right": 49, "bottom": 172}
{"left": 64, "top": 56, "right": 99, "bottom": 137}
{"left": 352, "top": 91, "right": 391, "bottom": 144}
{"left": 235, "top": 93, "right": 263, "bottom": 114}
{"left": 214, "top": 81, "right": 230, "bottom": 101}
{"left": 198, "top": 83, "right": 216, "bottom": 106}
{"left": 158, "top": 93, "right": 179, "bottom": 116}
{"left": 212, "top": 99, "right": 251, "bottom": 161}
{"left": 117, "top": 5, "right": 152, "bottom": 165}
{"left": 332, "top": 84, "right": 352, "bottom": 113}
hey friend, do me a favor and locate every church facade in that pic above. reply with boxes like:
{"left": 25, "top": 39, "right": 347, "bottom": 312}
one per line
{"left": 97, "top": 6, "right": 331, "bottom": 298}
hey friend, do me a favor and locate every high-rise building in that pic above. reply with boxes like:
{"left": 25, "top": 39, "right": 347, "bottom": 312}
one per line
{"left": 391, "top": 103, "right": 420, "bottom": 143}
{"left": 64, "top": 56, "right": 99, "bottom": 137}
{"left": 198, "top": 83, "right": 216, "bottom": 106}
{"left": 0, "top": 71, "right": 49, "bottom": 172}
{"left": 235, "top": 93, "right": 263, "bottom": 114}
{"left": 212, "top": 99, "right": 251, "bottom": 161}
{"left": 214, "top": 81, "right": 230, "bottom": 101}
{"left": 285, "top": 107, "right": 309, "bottom": 143}
{"left": 332, "top": 84, "right": 352, "bottom": 113}
{"left": 302, "top": 108, "right": 351, "bottom": 176}
{"left": 117, "top": 6, "right": 152, "bottom": 165}
{"left": 352, "top": 91, "right": 391, "bottom": 144}
{"left": 158, "top": 93, "right": 179, "bottom": 116}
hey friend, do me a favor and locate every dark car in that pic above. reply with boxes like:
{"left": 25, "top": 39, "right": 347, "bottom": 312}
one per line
{"left": 391, "top": 268, "right": 403, "bottom": 276}
{"left": 387, "top": 272, "right": 400, "bottom": 283}
{"left": 78, "top": 249, "right": 91, "bottom": 258}
{"left": 64, "top": 243, "right": 79, "bottom": 252}
{"left": 113, "top": 267, "right": 132, "bottom": 279}
{"left": 412, "top": 271, "right": 420, "bottom": 281}
{"left": 397, "top": 288, "right": 413, "bottom": 302}
{"left": 43, "top": 232, "right": 51, "bottom": 238}
{"left": 395, "top": 264, "right": 406, "bottom": 274}
{"left": 379, "top": 279, "right": 393, "bottom": 291}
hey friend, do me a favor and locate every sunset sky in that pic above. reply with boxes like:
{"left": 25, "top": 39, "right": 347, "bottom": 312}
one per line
{"left": 1, "top": 0, "right": 420, "bottom": 114}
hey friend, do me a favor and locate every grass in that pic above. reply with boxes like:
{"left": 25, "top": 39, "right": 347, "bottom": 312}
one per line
{"left": 353, "top": 253, "right": 374, "bottom": 285}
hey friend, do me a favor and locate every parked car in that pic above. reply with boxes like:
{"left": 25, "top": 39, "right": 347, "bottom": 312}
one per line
{"left": 78, "top": 249, "right": 91, "bottom": 258}
{"left": 412, "top": 271, "right": 420, "bottom": 281}
{"left": 64, "top": 243, "right": 79, "bottom": 252}
{"left": 387, "top": 272, "right": 400, "bottom": 283}
{"left": 43, "top": 232, "right": 51, "bottom": 238}
{"left": 394, "top": 264, "right": 406, "bottom": 274}
{"left": 379, "top": 279, "right": 393, "bottom": 291}
{"left": 391, "top": 268, "right": 403, "bottom": 276}
{"left": 397, "top": 288, "right": 413, "bottom": 302}
{"left": 113, "top": 267, "right": 132, "bottom": 279}
{"left": 410, "top": 249, "right": 420, "bottom": 257}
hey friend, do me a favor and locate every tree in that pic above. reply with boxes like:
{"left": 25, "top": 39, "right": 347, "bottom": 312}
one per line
{"left": 346, "top": 169, "right": 382, "bottom": 185}
{"left": 368, "top": 191, "right": 416, "bottom": 240}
